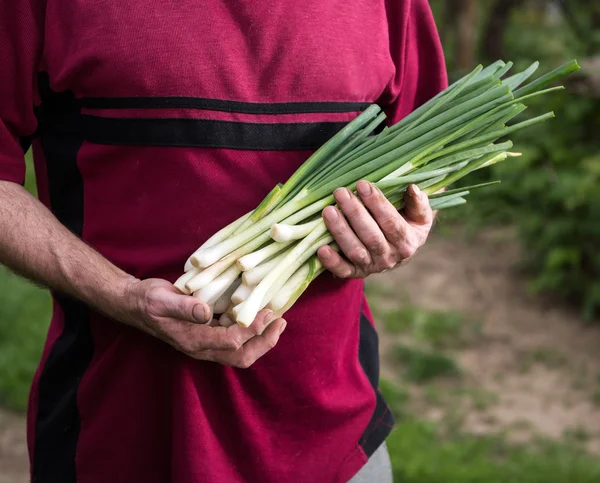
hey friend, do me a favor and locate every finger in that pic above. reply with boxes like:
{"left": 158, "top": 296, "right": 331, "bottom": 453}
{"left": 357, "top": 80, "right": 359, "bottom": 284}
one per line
{"left": 165, "top": 308, "right": 271, "bottom": 354}
{"left": 194, "top": 308, "right": 275, "bottom": 352}
{"left": 334, "top": 187, "right": 389, "bottom": 262}
{"left": 160, "top": 292, "right": 210, "bottom": 324}
{"left": 317, "top": 245, "right": 359, "bottom": 278}
{"left": 322, "top": 204, "right": 370, "bottom": 267}
{"left": 356, "top": 181, "right": 411, "bottom": 246}
{"left": 153, "top": 318, "right": 234, "bottom": 352}
{"left": 403, "top": 184, "right": 433, "bottom": 226}
{"left": 207, "top": 318, "right": 287, "bottom": 368}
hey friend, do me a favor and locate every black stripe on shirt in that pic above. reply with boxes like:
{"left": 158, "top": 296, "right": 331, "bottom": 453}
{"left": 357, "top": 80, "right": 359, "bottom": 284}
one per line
{"left": 81, "top": 115, "right": 350, "bottom": 150}
{"left": 358, "top": 311, "right": 395, "bottom": 457}
{"left": 79, "top": 96, "right": 370, "bottom": 115}
{"left": 33, "top": 72, "right": 94, "bottom": 483}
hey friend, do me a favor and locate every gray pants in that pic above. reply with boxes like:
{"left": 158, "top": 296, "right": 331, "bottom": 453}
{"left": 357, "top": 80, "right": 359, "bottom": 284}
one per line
{"left": 348, "top": 442, "right": 393, "bottom": 483}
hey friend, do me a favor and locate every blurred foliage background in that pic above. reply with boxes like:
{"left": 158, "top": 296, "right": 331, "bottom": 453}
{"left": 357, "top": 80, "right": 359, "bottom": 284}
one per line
{"left": 1, "top": 0, "right": 600, "bottom": 481}
{"left": 378, "top": 1, "right": 600, "bottom": 481}
{"left": 433, "top": 0, "right": 600, "bottom": 320}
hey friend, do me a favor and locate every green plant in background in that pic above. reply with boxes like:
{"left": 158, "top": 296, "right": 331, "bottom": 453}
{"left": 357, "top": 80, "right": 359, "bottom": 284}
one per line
{"left": 456, "top": 83, "right": 600, "bottom": 319}
{"left": 393, "top": 344, "right": 461, "bottom": 383}
{"left": 383, "top": 304, "right": 466, "bottom": 383}
{"left": 384, "top": 305, "right": 465, "bottom": 348}
{"left": 430, "top": 0, "right": 600, "bottom": 320}
{"left": 0, "top": 152, "right": 52, "bottom": 412}
{"left": 0, "top": 270, "right": 51, "bottom": 411}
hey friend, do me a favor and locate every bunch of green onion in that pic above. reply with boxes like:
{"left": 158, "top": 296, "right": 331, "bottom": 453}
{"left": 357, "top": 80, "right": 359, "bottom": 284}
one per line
{"left": 174, "top": 59, "right": 579, "bottom": 328}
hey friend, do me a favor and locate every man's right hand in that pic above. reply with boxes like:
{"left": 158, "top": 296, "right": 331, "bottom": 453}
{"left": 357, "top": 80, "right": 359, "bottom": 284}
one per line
{"left": 115, "top": 278, "right": 287, "bottom": 368}
{"left": 0, "top": 182, "right": 285, "bottom": 369}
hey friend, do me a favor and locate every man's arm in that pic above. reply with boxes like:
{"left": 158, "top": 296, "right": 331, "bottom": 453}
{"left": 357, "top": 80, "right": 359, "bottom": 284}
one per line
{"left": 0, "top": 180, "right": 286, "bottom": 368}
{"left": 0, "top": 181, "right": 143, "bottom": 322}
{"left": 0, "top": 1, "right": 284, "bottom": 369}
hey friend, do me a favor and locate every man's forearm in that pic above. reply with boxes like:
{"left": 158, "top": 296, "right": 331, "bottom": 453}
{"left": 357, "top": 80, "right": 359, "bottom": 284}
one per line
{"left": 0, "top": 181, "right": 137, "bottom": 319}
{"left": 0, "top": 180, "right": 286, "bottom": 366}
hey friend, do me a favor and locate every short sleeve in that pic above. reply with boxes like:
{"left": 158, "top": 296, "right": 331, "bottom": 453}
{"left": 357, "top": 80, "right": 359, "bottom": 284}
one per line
{"left": 0, "top": 0, "right": 45, "bottom": 184}
{"left": 380, "top": 0, "right": 448, "bottom": 125}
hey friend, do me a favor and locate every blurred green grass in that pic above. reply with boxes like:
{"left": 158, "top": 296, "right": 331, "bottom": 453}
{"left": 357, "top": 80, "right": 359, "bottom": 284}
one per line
{"left": 0, "top": 270, "right": 51, "bottom": 411}
{"left": 0, "top": 152, "right": 52, "bottom": 411}
{"left": 368, "top": 282, "right": 600, "bottom": 482}
{"left": 383, "top": 304, "right": 473, "bottom": 348}
{"left": 381, "top": 380, "right": 600, "bottom": 483}
{"left": 393, "top": 344, "right": 461, "bottom": 383}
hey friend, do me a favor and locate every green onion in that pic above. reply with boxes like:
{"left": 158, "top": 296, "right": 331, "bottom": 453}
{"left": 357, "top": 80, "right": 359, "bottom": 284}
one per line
{"left": 174, "top": 59, "right": 579, "bottom": 327}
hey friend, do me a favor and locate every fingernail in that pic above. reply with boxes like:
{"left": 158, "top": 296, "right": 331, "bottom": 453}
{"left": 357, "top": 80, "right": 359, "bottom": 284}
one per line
{"left": 410, "top": 184, "right": 421, "bottom": 197}
{"left": 334, "top": 188, "right": 351, "bottom": 202}
{"left": 279, "top": 320, "right": 287, "bottom": 334}
{"left": 196, "top": 304, "right": 209, "bottom": 323}
{"left": 356, "top": 181, "right": 372, "bottom": 197}
{"left": 323, "top": 206, "right": 339, "bottom": 222}
{"left": 319, "top": 246, "right": 331, "bottom": 259}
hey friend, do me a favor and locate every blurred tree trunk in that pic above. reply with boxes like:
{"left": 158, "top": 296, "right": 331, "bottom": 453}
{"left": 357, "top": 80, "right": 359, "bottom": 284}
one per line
{"left": 483, "top": 0, "right": 524, "bottom": 62}
{"left": 455, "top": 0, "right": 478, "bottom": 71}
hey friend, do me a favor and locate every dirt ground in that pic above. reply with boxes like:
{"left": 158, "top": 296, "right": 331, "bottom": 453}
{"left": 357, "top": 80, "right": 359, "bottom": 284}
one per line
{"left": 1, "top": 227, "right": 599, "bottom": 481}
{"left": 374, "top": 226, "right": 600, "bottom": 455}
{"left": 0, "top": 409, "right": 27, "bottom": 483}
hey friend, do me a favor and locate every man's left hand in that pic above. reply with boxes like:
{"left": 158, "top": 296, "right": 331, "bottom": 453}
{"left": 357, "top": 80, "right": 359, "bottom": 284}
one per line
{"left": 317, "top": 181, "right": 433, "bottom": 279}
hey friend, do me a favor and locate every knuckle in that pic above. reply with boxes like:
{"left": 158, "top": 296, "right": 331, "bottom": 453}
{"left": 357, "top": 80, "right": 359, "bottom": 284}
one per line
{"left": 325, "top": 253, "right": 342, "bottom": 269}
{"left": 236, "top": 357, "right": 254, "bottom": 369}
{"left": 227, "top": 337, "right": 243, "bottom": 351}
{"left": 382, "top": 257, "right": 397, "bottom": 270}
{"left": 145, "top": 294, "right": 162, "bottom": 315}
{"left": 325, "top": 216, "right": 343, "bottom": 233}
{"left": 321, "top": 255, "right": 337, "bottom": 270}
{"left": 418, "top": 206, "right": 433, "bottom": 222}
{"left": 252, "top": 320, "right": 267, "bottom": 335}
{"left": 339, "top": 266, "right": 355, "bottom": 278}
{"left": 180, "top": 340, "right": 198, "bottom": 355}
{"left": 398, "top": 241, "right": 417, "bottom": 260}
{"left": 348, "top": 247, "right": 370, "bottom": 265}
{"left": 372, "top": 244, "right": 388, "bottom": 257}
{"left": 344, "top": 203, "right": 362, "bottom": 219}
{"left": 179, "top": 303, "right": 194, "bottom": 321}
{"left": 363, "top": 234, "right": 386, "bottom": 254}
{"left": 266, "top": 336, "right": 277, "bottom": 350}
{"left": 379, "top": 215, "right": 402, "bottom": 235}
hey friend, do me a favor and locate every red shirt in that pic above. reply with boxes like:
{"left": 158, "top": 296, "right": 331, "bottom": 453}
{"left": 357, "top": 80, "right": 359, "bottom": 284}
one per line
{"left": 0, "top": 1, "right": 447, "bottom": 482}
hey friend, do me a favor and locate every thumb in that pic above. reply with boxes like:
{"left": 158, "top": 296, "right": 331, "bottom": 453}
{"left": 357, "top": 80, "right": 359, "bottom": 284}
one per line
{"left": 403, "top": 184, "right": 433, "bottom": 226}
{"left": 161, "top": 291, "right": 211, "bottom": 324}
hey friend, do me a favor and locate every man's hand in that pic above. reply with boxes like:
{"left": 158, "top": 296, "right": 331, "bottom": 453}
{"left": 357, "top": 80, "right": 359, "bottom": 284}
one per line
{"left": 0, "top": 181, "right": 285, "bottom": 369}
{"left": 317, "top": 181, "right": 433, "bottom": 278}
{"left": 118, "top": 278, "right": 287, "bottom": 368}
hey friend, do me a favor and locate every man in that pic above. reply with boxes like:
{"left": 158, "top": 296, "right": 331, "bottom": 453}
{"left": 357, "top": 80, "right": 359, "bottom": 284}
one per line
{"left": 0, "top": 0, "right": 447, "bottom": 481}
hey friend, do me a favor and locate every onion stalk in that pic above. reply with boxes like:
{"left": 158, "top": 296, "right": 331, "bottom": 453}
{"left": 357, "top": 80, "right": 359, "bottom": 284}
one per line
{"left": 171, "top": 60, "right": 579, "bottom": 327}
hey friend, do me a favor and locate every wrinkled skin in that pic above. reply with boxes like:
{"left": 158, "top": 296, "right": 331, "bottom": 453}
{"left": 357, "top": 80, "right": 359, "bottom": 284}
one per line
{"left": 318, "top": 181, "right": 434, "bottom": 278}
